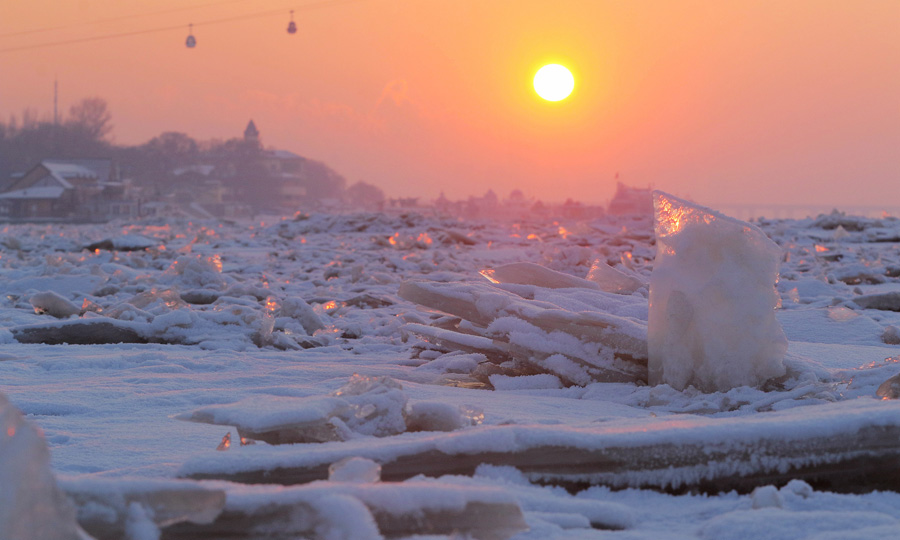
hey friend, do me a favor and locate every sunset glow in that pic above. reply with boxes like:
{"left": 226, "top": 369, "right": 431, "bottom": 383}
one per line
{"left": 0, "top": 1, "right": 897, "bottom": 207}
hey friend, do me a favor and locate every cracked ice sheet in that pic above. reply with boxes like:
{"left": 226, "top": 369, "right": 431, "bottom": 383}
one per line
{"left": 2, "top": 212, "right": 900, "bottom": 539}
{"left": 0, "top": 341, "right": 655, "bottom": 479}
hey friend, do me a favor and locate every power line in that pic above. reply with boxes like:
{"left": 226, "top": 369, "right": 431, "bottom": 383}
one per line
{"left": 0, "top": 0, "right": 368, "bottom": 54}
{"left": 0, "top": 0, "right": 256, "bottom": 39}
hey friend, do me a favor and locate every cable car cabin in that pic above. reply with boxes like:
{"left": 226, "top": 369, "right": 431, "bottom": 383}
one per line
{"left": 186, "top": 24, "right": 196, "bottom": 48}
{"left": 287, "top": 10, "right": 297, "bottom": 34}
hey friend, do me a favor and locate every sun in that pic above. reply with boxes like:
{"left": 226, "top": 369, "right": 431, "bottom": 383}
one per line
{"left": 533, "top": 64, "right": 575, "bottom": 102}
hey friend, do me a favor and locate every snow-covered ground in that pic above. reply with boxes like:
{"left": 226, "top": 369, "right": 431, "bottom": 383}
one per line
{"left": 2, "top": 202, "right": 900, "bottom": 539}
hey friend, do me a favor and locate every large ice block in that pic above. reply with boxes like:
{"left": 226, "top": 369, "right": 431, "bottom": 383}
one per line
{"left": 648, "top": 192, "right": 787, "bottom": 392}
{"left": 0, "top": 393, "right": 86, "bottom": 540}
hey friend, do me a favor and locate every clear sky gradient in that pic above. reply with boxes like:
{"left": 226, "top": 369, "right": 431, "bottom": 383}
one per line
{"left": 1, "top": 0, "right": 898, "bottom": 206}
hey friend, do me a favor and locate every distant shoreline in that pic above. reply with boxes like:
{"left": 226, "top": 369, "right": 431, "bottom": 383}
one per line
{"left": 711, "top": 204, "right": 900, "bottom": 221}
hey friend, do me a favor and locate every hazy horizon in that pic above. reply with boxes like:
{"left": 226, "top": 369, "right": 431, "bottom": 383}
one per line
{"left": 2, "top": 0, "right": 898, "bottom": 207}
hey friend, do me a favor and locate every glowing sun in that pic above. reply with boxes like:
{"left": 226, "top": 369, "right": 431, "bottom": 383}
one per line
{"left": 533, "top": 64, "right": 574, "bottom": 102}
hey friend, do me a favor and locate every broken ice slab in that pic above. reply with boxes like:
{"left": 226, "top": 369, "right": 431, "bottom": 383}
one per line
{"left": 59, "top": 477, "right": 225, "bottom": 540}
{"left": 181, "top": 398, "right": 900, "bottom": 495}
{"left": 400, "top": 280, "right": 648, "bottom": 384}
{"left": 11, "top": 318, "right": 150, "bottom": 345}
{"left": 852, "top": 291, "right": 900, "bottom": 311}
{"left": 344, "top": 293, "right": 394, "bottom": 309}
{"left": 163, "top": 481, "right": 527, "bottom": 540}
{"left": 84, "top": 234, "right": 159, "bottom": 252}
{"left": 480, "top": 262, "right": 602, "bottom": 290}
{"left": 179, "top": 376, "right": 409, "bottom": 444}
{"left": 398, "top": 280, "right": 648, "bottom": 363}
{"left": 404, "top": 322, "right": 512, "bottom": 362}
{"left": 399, "top": 280, "right": 488, "bottom": 325}
{"left": 177, "top": 395, "right": 352, "bottom": 444}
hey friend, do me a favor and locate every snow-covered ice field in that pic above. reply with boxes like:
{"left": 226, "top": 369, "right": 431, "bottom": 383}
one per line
{"left": 3, "top": 198, "right": 900, "bottom": 539}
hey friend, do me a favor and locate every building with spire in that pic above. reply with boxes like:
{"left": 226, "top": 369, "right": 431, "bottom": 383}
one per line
{"left": 243, "top": 120, "right": 260, "bottom": 146}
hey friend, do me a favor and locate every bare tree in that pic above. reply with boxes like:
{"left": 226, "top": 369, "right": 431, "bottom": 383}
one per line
{"left": 67, "top": 97, "right": 113, "bottom": 141}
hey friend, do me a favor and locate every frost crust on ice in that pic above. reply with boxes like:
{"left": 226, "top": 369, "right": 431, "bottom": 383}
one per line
{"left": 648, "top": 192, "right": 787, "bottom": 392}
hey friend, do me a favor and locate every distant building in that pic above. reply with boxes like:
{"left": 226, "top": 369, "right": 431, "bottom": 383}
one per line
{"left": 0, "top": 159, "right": 138, "bottom": 222}
{"left": 213, "top": 121, "right": 345, "bottom": 213}
{"left": 243, "top": 119, "right": 260, "bottom": 145}
{"left": 607, "top": 183, "right": 653, "bottom": 216}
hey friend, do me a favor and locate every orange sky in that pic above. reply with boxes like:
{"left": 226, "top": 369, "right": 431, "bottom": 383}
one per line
{"left": 1, "top": 0, "right": 898, "bottom": 206}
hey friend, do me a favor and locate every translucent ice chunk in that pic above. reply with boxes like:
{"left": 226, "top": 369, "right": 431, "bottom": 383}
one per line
{"left": 648, "top": 192, "right": 787, "bottom": 392}
{"left": 328, "top": 457, "right": 382, "bottom": 483}
{"left": 0, "top": 392, "right": 85, "bottom": 540}
{"left": 178, "top": 395, "right": 351, "bottom": 444}
{"left": 279, "top": 296, "right": 325, "bottom": 335}
{"left": 585, "top": 259, "right": 647, "bottom": 295}
{"left": 216, "top": 432, "right": 231, "bottom": 451}
{"left": 405, "top": 401, "right": 469, "bottom": 432}
{"left": 876, "top": 372, "right": 900, "bottom": 399}
{"left": 30, "top": 291, "right": 80, "bottom": 318}
{"left": 750, "top": 485, "right": 783, "bottom": 509}
{"left": 332, "top": 375, "right": 408, "bottom": 437}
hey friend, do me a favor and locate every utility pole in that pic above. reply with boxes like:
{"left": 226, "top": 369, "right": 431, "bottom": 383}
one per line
{"left": 53, "top": 78, "right": 58, "bottom": 125}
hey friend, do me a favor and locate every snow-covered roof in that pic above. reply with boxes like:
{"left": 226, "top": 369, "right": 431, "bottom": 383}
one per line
{"left": 43, "top": 159, "right": 112, "bottom": 183}
{"left": 0, "top": 185, "right": 66, "bottom": 199}
{"left": 42, "top": 161, "right": 99, "bottom": 182}
{"left": 173, "top": 165, "right": 216, "bottom": 177}
{"left": 266, "top": 149, "right": 304, "bottom": 161}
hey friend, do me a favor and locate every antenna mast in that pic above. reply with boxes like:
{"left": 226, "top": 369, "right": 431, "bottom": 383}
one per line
{"left": 53, "top": 77, "right": 58, "bottom": 125}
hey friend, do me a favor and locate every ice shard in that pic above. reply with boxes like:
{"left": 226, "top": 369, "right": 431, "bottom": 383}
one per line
{"left": 648, "top": 192, "right": 787, "bottom": 392}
